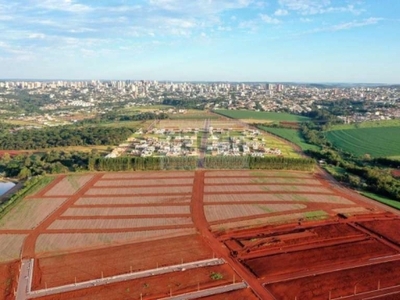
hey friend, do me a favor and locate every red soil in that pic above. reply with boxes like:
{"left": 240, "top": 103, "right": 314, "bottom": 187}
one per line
{"left": 35, "top": 264, "right": 235, "bottom": 300}
{"left": 244, "top": 239, "right": 397, "bottom": 278}
{"left": 266, "top": 260, "right": 400, "bottom": 300}
{"left": 391, "top": 169, "right": 400, "bottom": 178}
{"left": 199, "top": 288, "right": 260, "bottom": 300}
{"left": 32, "top": 234, "right": 212, "bottom": 290}
{"left": 0, "top": 261, "right": 19, "bottom": 300}
{"left": 359, "top": 219, "right": 400, "bottom": 245}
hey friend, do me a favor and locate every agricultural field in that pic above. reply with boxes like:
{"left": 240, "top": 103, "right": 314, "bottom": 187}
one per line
{"left": 259, "top": 126, "right": 319, "bottom": 151}
{"left": 0, "top": 170, "right": 399, "bottom": 300}
{"left": 327, "top": 119, "right": 400, "bottom": 131}
{"left": 325, "top": 126, "right": 400, "bottom": 157}
{"left": 214, "top": 109, "right": 310, "bottom": 122}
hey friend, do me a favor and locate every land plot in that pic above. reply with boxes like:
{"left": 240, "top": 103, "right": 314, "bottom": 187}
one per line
{"left": 199, "top": 288, "right": 260, "bottom": 300}
{"left": 204, "top": 193, "right": 354, "bottom": 204}
{"left": 214, "top": 110, "right": 310, "bottom": 122}
{"left": 48, "top": 217, "right": 193, "bottom": 230}
{"left": 36, "top": 229, "right": 196, "bottom": 255}
{"left": 35, "top": 264, "right": 235, "bottom": 300}
{"left": 245, "top": 239, "right": 396, "bottom": 278}
{"left": 45, "top": 175, "right": 94, "bottom": 196}
{"left": 75, "top": 195, "right": 191, "bottom": 205}
{"left": 0, "top": 261, "right": 19, "bottom": 300}
{"left": 101, "top": 171, "right": 194, "bottom": 179}
{"left": 33, "top": 234, "right": 213, "bottom": 289}
{"left": 63, "top": 206, "right": 191, "bottom": 217}
{"left": 332, "top": 207, "right": 371, "bottom": 215}
{"left": 205, "top": 204, "right": 306, "bottom": 222}
{"left": 205, "top": 170, "right": 314, "bottom": 178}
{"left": 359, "top": 219, "right": 400, "bottom": 245}
{"left": 266, "top": 260, "right": 400, "bottom": 300}
{"left": 204, "top": 185, "right": 332, "bottom": 193}
{"left": 210, "top": 211, "right": 329, "bottom": 231}
{"left": 85, "top": 186, "right": 192, "bottom": 195}
{"left": 157, "top": 120, "right": 206, "bottom": 129}
{"left": 205, "top": 177, "right": 321, "bottom": 185}
{"left": 0, "top": 234, "right": 26, "bottom": 262}
{"left": 0, "top": 198, "right": 68, "bottom": 229}
{"left": 236, "top": 223, "right": 364, "bottom": 249}
{"left": 94, "top": 178, "right": 193, "bottom": 187}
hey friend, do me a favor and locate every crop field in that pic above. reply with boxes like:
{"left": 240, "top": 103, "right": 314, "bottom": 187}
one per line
{"left": 205, "top": 177, "right": 321, "bottom": 184}
{"left": 44, "top": 175, "right": 94, "bottom": 196}
{"left": 62, "top": 206, "right": 191, "bottom": 216}
{"left": 259, "top": 126, "right": 319, "bottom": 151}
{"left": 204, "top": 193, "right": 353, "bottom": 204}
{"left": 0, "top": 197, "right": 68, "bottom": 230}
{"left": 94, "top": 178, "right": 193, "bottom": 186}
{"left": 214, "top": 109, "right": 311, "bottom": 122}
{"left": 1, "top": 170, "right": 399, "bottom": 300}
{"left": 35, "top": 229, "right": 197, "bottom": 254}
{"left": 168, "top": 109, "right": 221, "bottom": 120}
{"left": 0, "top": 234, "right": 26, "bottom": 262}
{"left": 204, "top": 185, "right": 332, "bottom": 193}
{"left": 205, "top": 204, "right": 306, "bottom": 222}
{"left": 326, "top": 126, "right": 400, "bottom": 157}
{"left": 75, "top": 195, "right": 191, "bottom": 205}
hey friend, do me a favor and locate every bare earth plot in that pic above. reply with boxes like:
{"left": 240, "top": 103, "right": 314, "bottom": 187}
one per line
{"left": 1, "top": 169, "right": 400, "bottom": 300}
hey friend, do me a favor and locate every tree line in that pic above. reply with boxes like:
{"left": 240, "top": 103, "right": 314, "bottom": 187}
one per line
{"left": 0, "top": 126, "right": 134, "bottom": 150}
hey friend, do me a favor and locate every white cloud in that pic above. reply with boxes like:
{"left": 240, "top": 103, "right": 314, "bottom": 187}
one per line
{"left": 36, "top": 0, "right": 92, "bottom": 13}
{"left": 300, "top": 17, "right": 312, "bottom": 22}
{"left": 274, "top": 9, "right": 288, "bottom": 16}
{"left": 330, "top": 17, "right": 382, "bottom": 31}
{"left": 306, "top": 17, "right": 383, "bottom": 34}
{"left": 28, "top": 33, "right": 46, "bottom": 39}
{"left": 278, "top": 0, "right": 364, "bottom": 15}
{"left": 260, "top": 14, "right": 281, "bottom": 24}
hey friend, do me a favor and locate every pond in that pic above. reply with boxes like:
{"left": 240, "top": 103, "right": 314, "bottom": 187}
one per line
{"left": 0, "top": 181, "right": 16, "bottom": 196}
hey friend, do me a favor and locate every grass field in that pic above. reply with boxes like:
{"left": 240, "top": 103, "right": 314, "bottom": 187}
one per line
{"left": 259, "top": 126, "right": 319, "bottom": 151}
{"left": 326, "top": 127, "right": 400, "bottom": 157}
{"left": 361, "top": 192, "right": 400, "bottom": 210}
{"left": 214, "top": 109, "right": 310, "bottom": 122}
{"left": 328, "top": 119, "right": 400, "bottom": 131}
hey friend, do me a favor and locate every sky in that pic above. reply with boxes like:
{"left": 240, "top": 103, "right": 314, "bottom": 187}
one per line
{"left": 0, "top": 0, "right": 399, "bottom": 83}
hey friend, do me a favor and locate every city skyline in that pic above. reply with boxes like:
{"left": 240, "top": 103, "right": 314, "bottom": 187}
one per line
{"left": 0, "top": 0, "right": 399, "bottom": 83}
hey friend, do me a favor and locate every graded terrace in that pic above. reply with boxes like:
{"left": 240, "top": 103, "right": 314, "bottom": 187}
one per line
{"left": 1, "top": 169, "right": 399, "bottom": 300}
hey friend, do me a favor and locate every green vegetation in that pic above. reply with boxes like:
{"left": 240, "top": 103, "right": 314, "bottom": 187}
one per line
{"left": 210, "top": 272, "right": 224, "bottom": 280}
{"left": 326, "top": 127, "right": 400, "bottom": 157}
{"left": 0, "top": 151, "right": 92, "bottom": 178}
{"left": 89, "top": 156, "right": 198, "bottom": 171}
{"left": 361, "top": 192, "right": 400, "bottom": 210}
{"left": 0, "top": 176, "right": 53, "bottom": 219}
{"left": 304, "top": 210, "right": 328, "bottom": 220}
{"left": 204, "top": 156, "right": 315, "bottom": 170}
{"left": 327, "top": 119, "right": 400, "bottom": 131}
{"left": 214, "top": 109, "right": 310, "bottom": 122}
{"left": 259, "top": 126, "right": 319, "bottom": 151}
{"left": 323, "top": 165, "right": 346, "bottom": 177}
{"left": 0, "top": 126, "right": 134, "bottom": 150}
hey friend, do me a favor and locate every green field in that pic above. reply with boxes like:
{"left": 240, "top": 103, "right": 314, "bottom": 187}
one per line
{"left": 326, "top": 126, "right": 400, "bottom": 157}
{"left": 328, "top": 119, "right": 400, "bottom": 131}
{"left": 361, "top": 191, "right": 400, "bottom": 210}
{"left": 214, "top": 109, "right": 310, "bottom": 122}
{"left": 259, "top": 126, "right": 319, "bottom": 151}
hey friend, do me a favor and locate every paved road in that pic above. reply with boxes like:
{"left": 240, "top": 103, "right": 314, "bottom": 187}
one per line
{"left": 16, "top": 259, "right": 33, "bottom": 300}
{"left": 159, "top": 282, "right": 247, "bottom": 300}
{"left": 27, "top": 258, "right": 224, "bottom": 299}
